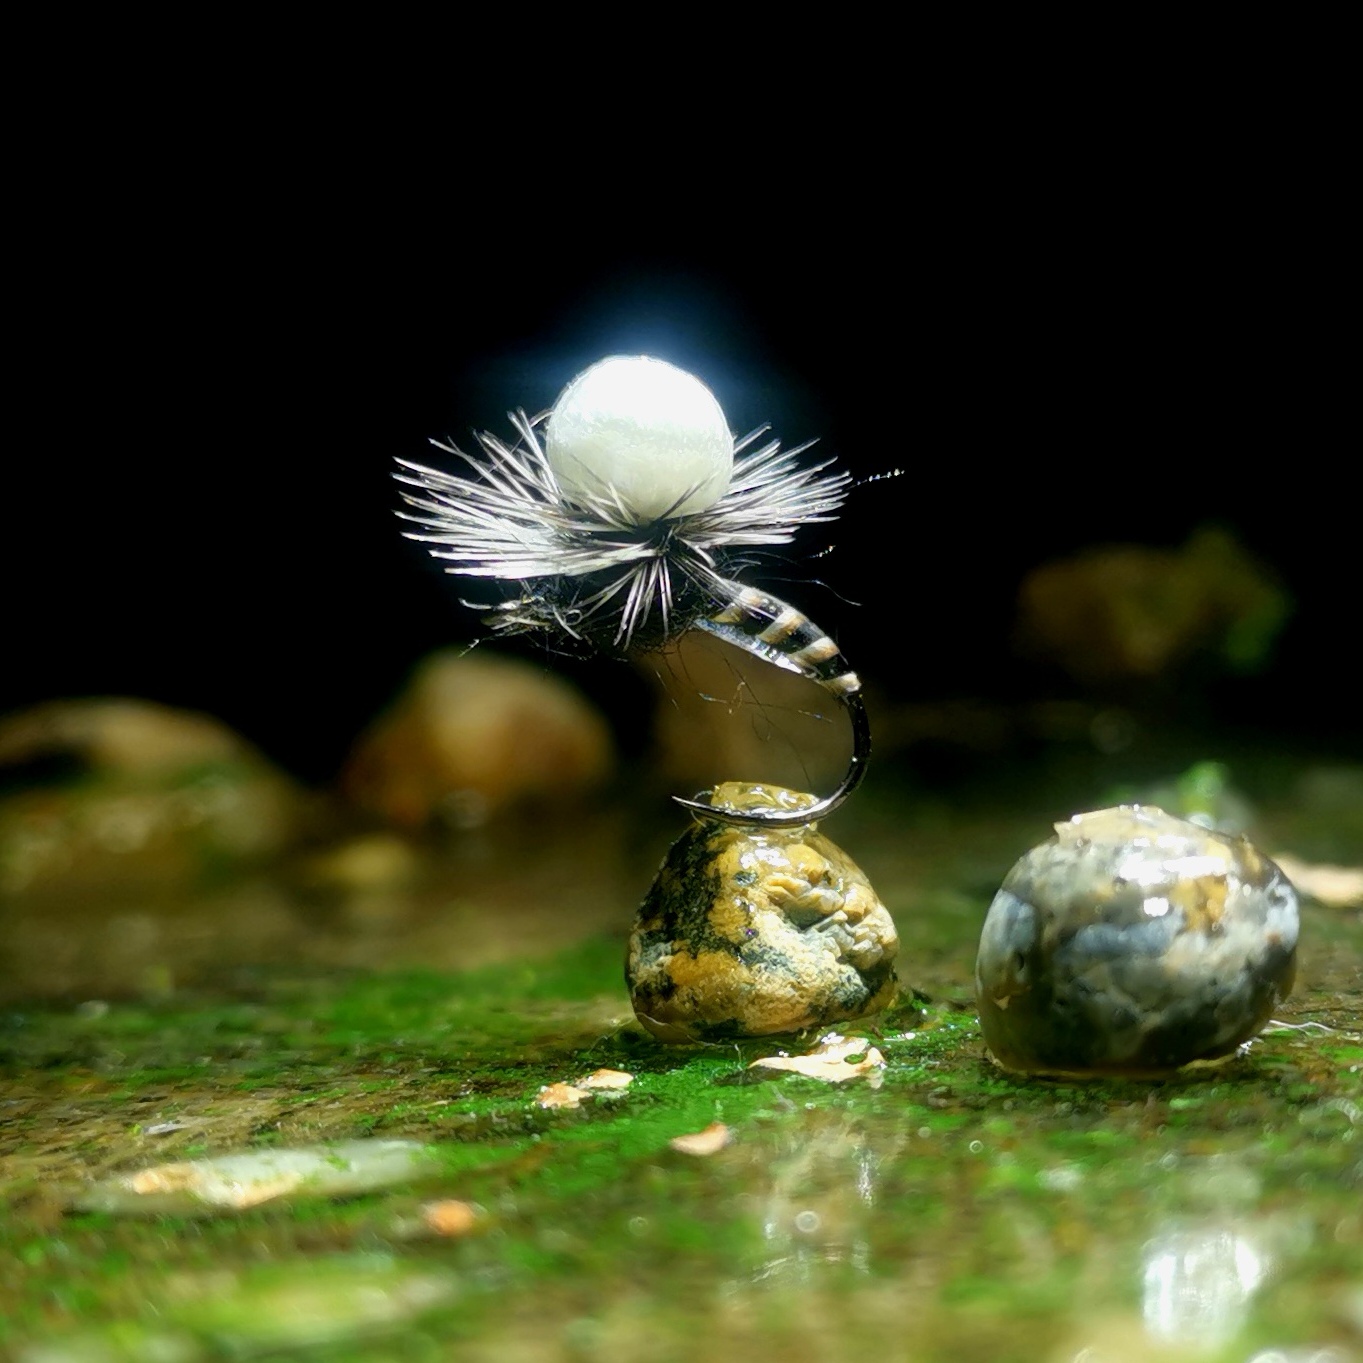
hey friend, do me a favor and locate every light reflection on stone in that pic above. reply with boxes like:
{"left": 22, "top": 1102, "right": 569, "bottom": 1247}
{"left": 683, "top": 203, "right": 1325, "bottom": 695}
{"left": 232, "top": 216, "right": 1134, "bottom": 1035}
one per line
{"left": 1141, "top": 1224, "right": 1267, "bottom": 1346}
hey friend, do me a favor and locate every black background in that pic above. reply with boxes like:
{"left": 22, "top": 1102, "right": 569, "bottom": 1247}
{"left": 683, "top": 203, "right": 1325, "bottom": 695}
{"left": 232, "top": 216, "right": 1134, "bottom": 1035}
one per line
{"left": 6, "top": 105, "right": 1356, "bottom": 782}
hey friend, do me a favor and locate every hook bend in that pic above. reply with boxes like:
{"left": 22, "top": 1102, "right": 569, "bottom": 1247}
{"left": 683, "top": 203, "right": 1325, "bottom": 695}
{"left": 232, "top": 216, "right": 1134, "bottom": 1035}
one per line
{"left": 671, "top": 582, "right": 871, "bottom": 828}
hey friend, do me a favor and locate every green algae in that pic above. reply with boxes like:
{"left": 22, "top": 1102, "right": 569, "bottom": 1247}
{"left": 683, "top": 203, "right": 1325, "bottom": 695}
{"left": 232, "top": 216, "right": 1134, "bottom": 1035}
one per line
{"left": 2, "top": 787, "right": 1361, "bottom": 1362}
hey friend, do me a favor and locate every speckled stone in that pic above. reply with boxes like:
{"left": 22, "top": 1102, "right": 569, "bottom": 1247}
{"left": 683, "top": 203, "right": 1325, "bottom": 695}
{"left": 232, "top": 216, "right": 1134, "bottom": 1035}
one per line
{"left": 975, "top": 805, "right": 1299, "bottom": 1076}
{"left": 627, "top": 783, "right": 899, "bottom": 1044}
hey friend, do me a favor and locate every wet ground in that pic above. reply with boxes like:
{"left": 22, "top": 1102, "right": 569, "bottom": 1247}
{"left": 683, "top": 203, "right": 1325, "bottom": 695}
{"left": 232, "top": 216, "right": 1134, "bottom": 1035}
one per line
{"left": 2, "top": 757, "right": 1361, "bottom": 1362}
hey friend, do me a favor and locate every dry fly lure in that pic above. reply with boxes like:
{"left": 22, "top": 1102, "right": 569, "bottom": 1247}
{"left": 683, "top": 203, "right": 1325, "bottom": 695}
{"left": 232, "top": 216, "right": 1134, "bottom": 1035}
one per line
{"left": 395, "top": 355, "right": 869, "bottom": 828}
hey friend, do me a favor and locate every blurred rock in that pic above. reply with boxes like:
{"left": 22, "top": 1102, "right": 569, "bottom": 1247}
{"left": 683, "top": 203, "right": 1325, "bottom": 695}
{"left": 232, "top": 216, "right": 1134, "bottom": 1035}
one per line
{"left": 295, "top": 832, "right": 420, "bottom": 893}
{"left": 341, "top": 650, "right": 613, "bottom": 829}
{"left": 1016, "top": 526, "right": 1291, "bottom": 688}
{"left": 0, "top": 699, "right": 307, "bottom": 896}
{"left": 1270, "top": 853, "right": 1363, "bottom": 908}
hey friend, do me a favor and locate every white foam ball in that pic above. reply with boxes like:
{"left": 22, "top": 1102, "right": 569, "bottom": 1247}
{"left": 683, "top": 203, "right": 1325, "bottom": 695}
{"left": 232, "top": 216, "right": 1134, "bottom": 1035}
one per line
{"left": 545, "top": 356, "right": 733, "bottom": 522}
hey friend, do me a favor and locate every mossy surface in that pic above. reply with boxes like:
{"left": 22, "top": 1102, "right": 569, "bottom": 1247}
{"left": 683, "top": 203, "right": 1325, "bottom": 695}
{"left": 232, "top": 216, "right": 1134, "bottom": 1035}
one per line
{"left": 2, "top": 784, "right": 1361, "bottom": 1362}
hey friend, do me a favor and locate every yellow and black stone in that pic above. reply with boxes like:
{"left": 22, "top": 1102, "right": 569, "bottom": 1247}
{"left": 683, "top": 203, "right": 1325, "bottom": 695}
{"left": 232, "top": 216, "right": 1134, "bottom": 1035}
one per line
{"left": 627, "top": 783, "right": 899, "bottom": 1044}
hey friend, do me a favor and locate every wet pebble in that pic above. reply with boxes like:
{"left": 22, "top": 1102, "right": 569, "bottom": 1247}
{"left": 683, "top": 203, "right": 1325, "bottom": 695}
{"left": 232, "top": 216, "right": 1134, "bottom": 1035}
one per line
{"left": 628, "top": 783, "right": 898, "bottom": 1043}
{"left": 975, "top": 805, "right": 1299, "bottom": 1075}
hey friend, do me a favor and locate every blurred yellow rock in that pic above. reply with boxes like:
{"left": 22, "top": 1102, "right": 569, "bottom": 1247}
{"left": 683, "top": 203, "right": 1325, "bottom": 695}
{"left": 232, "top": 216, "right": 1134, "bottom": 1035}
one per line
{"left": 1271, "top": 852, "right": 1363, "bottom": 907}
{"left": 1016, "top": 526, "right": 1290, "bottom": 687}
{"left": 0, "top": 698, "right": 244, "bottom": 776}
{"left": 297, "top": 833, "right": 420, "bottom": 893}
{"left": 341, "top": 651, "right": 614, "bottom": 829}
{"left": 0, "top": 698, "right": 306, "bottom": 895}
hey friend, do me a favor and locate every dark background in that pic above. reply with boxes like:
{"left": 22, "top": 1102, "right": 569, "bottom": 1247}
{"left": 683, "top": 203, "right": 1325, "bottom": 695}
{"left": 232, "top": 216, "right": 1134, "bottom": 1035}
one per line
{"left": 5, "top": 125, "right": 1356, "bottom": 783}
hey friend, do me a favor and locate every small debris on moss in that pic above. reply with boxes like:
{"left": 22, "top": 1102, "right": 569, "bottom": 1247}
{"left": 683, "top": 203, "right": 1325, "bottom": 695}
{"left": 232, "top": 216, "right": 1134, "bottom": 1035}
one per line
{"left": 749, "top": 1034, "right": 886, "bottom": 1086}
{"left": 578, "top": 1067, "right": 634, "bottom": 1090}
{"left": 536, "top": 1082, "right": 590, "bottom": 1110}
{"left": 668, "top": 1122, "right": 732, "bottom": 1156}
{"left": 420, "top": 1199, "right": 482, "bottom": 1237}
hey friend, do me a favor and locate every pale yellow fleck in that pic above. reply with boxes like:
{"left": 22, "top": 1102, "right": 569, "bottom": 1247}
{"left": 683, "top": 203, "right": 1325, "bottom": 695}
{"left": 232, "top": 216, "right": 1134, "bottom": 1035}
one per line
{"left": 669, "top": 1122, "right": 732, "bottom": 1156}
{"left": 1168, "top": 873, "right": 1228, "bottom": 930}
{"left": 751, "top": 1035, "right": 886, "bottom": 1085}
{"left": 216, "top": 1175, "right": 306, "bottom": 1208}
{"left": 129, "top": 1163, "right": 303, "bottom": 1207}
{"left": 839, "top": 883, "right": 876, "bottom": 924}
{"left": 421, "top": 1199, "right": 480, "bottom": 1236}
{"left": 129, "top": 1163, "right": 200, "bottom": 1194}
{"left": 536, "top": 1082, "right": 589, "bottom": 1110}
{"left": 578, "top": 1068, "right": 633, "bottom": 1091}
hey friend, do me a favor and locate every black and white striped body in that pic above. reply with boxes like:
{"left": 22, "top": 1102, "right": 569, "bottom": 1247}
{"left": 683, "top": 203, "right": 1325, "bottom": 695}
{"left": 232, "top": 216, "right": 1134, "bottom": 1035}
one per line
{"left": 699, "top": 583, "right": 861, "bottom": 701}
